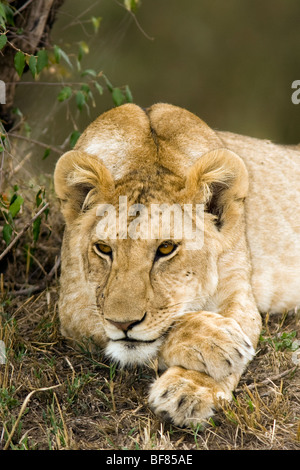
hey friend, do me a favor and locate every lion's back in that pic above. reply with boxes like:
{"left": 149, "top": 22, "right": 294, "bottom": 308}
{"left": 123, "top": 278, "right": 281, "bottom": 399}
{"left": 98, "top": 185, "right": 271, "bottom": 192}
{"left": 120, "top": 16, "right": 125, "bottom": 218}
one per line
{"left": 218, "top": 130, "right": 300, "bottom": 313}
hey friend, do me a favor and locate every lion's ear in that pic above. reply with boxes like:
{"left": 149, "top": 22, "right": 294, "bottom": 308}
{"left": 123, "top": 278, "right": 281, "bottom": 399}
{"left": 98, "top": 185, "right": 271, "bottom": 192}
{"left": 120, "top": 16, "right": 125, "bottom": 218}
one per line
{"left": 54, "top": 150, "right": 115, "bottom": 223}
{"left": 182, "top": 148, "right": 248, "bottom": 233}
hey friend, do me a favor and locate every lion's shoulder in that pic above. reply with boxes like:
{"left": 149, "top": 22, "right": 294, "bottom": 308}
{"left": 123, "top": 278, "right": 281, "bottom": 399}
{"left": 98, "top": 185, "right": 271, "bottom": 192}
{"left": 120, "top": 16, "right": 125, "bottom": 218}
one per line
{"left": 217, "top": 130, "right": 300, "bottom": 312}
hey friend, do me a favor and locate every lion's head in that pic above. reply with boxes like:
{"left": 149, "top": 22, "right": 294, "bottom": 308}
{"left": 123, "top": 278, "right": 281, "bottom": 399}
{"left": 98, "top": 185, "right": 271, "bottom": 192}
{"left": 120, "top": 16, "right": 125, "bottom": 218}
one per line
{"left": 54, "top": 103, "right": 248, "bottom": 366}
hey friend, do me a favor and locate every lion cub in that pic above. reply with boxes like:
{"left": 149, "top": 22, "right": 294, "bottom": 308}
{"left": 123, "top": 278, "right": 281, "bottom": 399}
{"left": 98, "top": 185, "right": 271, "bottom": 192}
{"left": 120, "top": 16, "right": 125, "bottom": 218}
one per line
{"left": 54, "top": 103, "right": 300, "bottom": 427}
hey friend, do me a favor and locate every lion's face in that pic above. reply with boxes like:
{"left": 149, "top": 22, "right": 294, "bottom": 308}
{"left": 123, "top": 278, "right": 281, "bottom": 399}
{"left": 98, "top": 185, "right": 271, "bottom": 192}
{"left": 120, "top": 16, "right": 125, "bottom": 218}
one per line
{"left": 54, "top": 103, "right": 248, "bottom": 367}
{"left": 89, "top": 241, "right": 218, "bottom": 365}
{"left": 61, "top": 170, "right": 223, "bottom": 366}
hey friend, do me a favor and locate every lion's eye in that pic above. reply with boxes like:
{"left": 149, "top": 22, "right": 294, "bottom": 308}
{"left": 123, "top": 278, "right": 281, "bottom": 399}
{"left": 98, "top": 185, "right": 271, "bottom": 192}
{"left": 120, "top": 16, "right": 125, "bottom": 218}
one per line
{"left": 94, "top": 243, "right": 112, "bottom": 256}
{"left": 156, "top": 241, "right": 177, "bottom": 257}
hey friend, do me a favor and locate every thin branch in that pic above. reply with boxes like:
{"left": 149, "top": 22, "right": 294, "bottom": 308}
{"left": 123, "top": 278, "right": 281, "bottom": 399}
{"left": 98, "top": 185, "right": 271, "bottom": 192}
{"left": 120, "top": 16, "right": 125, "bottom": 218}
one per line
{"left": 11, "top": 255, "right": 61, "bottom": 296}
{"left": 47, "top": 254, "right": 61, "bottom": 279}
{"left": 113, "top": 0, "right": 154, "bottom": 41}
{"left": 235, "top": 367, "right": 298, "bottom": 393}
{"left": 7, "top": 132, "right": 62, "bottom": 155}
{"left": 7, "top": 81, "right": 96, "bottom": 86}
{"left": 13, "top": 0, "right": 35, "bottom": 16}
{"left": 60, "top": 2, "right": 99, "bottom": 34}
{"left": 10, "top": 151, "right": 32, "bottom": 176}
{"left": 0, "top": 203, "right": 50, "bottom": 262}
{"left": 11, "top": 284, "right": 42, "bottom": 296}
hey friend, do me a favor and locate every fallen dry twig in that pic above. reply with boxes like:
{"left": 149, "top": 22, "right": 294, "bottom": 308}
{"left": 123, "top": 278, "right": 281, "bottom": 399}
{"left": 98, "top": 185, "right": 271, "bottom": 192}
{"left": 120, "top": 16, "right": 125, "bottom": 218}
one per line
{"left": 235, "top": 366, "right": 298, "bottom": 393}
{"left": 11, "top": 255, "right": 61, "bottom": 296}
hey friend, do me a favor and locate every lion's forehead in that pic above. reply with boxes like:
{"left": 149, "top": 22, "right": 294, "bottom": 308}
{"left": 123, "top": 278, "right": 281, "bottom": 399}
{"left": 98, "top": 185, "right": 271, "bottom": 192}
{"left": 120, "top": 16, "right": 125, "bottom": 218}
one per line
{"left": 76, "top": 103, "right": 221, "bottom": 181}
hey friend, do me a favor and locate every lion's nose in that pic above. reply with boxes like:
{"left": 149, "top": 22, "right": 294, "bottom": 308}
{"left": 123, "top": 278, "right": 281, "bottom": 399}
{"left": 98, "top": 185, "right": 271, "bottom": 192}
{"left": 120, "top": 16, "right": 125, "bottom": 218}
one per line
{"left": 107, "top": 319, "right": 136, "bottom": 332}
{"left": 106, "top": 313, "right": 146, "bottom": 332}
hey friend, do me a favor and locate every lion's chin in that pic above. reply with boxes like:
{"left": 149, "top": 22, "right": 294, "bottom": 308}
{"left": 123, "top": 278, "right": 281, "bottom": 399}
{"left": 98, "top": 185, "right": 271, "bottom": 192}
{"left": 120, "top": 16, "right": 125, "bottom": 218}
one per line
{"left": 105, "top": 338, "right": 163, "bottom": 367}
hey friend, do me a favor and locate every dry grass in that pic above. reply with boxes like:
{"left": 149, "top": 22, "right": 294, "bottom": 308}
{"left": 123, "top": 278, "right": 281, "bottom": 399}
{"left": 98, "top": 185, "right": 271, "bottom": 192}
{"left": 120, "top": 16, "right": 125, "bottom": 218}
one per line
{"left": 0, "top": 193, "right": 299, "bottom": 451}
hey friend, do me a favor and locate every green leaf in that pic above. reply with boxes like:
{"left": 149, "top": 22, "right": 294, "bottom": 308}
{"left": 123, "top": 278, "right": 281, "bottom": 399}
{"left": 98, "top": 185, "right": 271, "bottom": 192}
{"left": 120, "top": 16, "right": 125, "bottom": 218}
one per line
{"left": 54, "top": 45, "right": 73, "bottom": 69}
{"left": 112, "top": 88, "right": 125, "bottom": 107}
{"left": 0, "top": 34, "right": 7, "bottom": 50}
{"left": 81, "top": 83, "right": 90, "bottom": 94}
{"left": 9, "top": 195, "right": 24, "bottom": 218}
{"left": 75, "top": 91, "right": 85, "bottom": 111}
{"left": 24, "top": 122, "right": 31, "bottom": 137}
{"left": 103, "top": 75, "right": 114, "bottom": 92}
{"left": 123, "top": 0, "right": 140, "bottom": 12}
{"left": 36, "top": 189, "right": 43, "bottom": 208}
{"left": 3, "top": 224, "right": 13, "bottom": 245}
{"left": 78, "top": 41, "right": 89, "bottom": 62}
{"left": 87, "top": 89, "right": 96, "bottom": 107}
{"left": 81, "top": 69, "right": 97, "bottom": 77}
{"left": 42, "top": 148, "right": 51, "bottom": 160}
{"left": 44, "top": 207, "right": 50, "bottom": 221}
{"left": 70, "top": 130, "right": 81, "bottom": 149}
{"left": 94, "top": 82, "right": 103, "bottom": 95}
{"left": 32, "top": 217, "right": 41, "bottom": 242}
{"left": 0, "top": 4, "right": 6, "bottom": 22}
{"left": 14, "top": 51, "right": 26, "bottom": 77}
{"left": 57, "top": 86, "right": 72, "bottom": 102}
{"left": 36, "top": 49, "right": 48, "bottom": 74}
{"left": 61, "top": 50, "right": 73, "bottom": 69}
{"left": 125, "top": 85, "right": 133, "bottom": 103}
{"left": 91, "top": 16, "right": 102, "bottom": 33}
{"left": 28, "top": 55, "right": 37, "bottom": 78}
{"left": 12, "top": 107, "right": 23, "bottom": 118}
{"left": 2, "top": 3, "right": 14, "bottom": 26}
{"left": 10, "top": 192, "right": 17, "bottom": 205}
{"left": 53, "top": 44, "right": 61, "bottom": 63}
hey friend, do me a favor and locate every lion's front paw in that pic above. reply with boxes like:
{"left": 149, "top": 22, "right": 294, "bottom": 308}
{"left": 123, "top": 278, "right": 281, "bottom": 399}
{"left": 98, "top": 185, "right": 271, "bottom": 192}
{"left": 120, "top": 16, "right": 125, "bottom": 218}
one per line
{"left": 158, "top": 312, "right": 255, "bottom": 382}
{"left": 149, "top": 366, "right": 230, "bottom": 428}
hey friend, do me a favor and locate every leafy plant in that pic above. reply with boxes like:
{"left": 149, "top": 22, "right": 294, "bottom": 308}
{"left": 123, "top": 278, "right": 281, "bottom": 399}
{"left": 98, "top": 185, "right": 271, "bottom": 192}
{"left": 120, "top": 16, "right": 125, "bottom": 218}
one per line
{"left": 0, "top": 1, "right": 135, "bottom": 112}
{"left": 260, "top": 330, "right": 299, "bottom": 352}
{"left": 0, "top": 1, "right": 14, "bottom": 29}
{"left": 0, "top": 184, "right": 24, "bottom": 246}
{"left": 0, "top": 0, "right": 138, "bottom": 266}
{"left": 0, "top": 386, "right": 20, "bottom": 414}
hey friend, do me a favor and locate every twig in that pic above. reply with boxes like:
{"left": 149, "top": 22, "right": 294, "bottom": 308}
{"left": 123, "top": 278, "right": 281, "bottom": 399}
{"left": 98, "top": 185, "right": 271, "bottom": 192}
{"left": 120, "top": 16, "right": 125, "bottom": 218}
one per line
{"left": 60, "top": 2, "right": 99, "bottom": 34}
{"left": 11, "top": 255, "right": 61, "bottom": 296}
{"left": 3, "top": 384, "right": 61, "bottom": 450}
{"left": 7, "top": 81, "right": 97, "bottom": 86}
{"left": 10, "top": 151, "right": 32, "bottom": 176}
{"left": 10, "top": 284, "right": 41, "bottom": 296}
{"left": 7, "top": 133, "right": 62, "bottom": 155}
{"left": 13, "top": 0, "right": 35, "bottom": 16}
{"left": 0, "top": 203, "right": 49, "bottom": 261}
{"left": 235, "top": 367, "right": 298, "bottom": 393}
{"left": 113, "top": 0, "right": 154, "bottom": 41}
{"left": 0, "top": 149, "right": 5, "bottom": 194}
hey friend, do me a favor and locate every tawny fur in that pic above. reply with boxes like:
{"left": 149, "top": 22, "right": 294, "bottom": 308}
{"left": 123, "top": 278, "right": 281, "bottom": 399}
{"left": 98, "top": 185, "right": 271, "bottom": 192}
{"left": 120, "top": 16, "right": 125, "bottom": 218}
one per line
{"left": 54, "top": 103, "right": 300, "bottom": 427}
